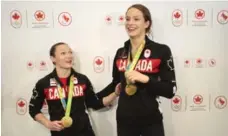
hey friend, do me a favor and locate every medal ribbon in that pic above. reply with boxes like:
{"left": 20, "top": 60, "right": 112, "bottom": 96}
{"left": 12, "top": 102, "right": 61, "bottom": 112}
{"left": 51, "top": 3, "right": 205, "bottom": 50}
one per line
{"left": 126, "top": 40, "right": 145, "bottom": 85}
{"left": 56, "top": 75, "right": 74, "bottom": 117}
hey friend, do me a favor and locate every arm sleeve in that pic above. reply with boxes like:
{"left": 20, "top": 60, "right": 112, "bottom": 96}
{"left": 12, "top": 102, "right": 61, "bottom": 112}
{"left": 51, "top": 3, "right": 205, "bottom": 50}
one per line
{"left": 84, "top": 76, "right": 105, "bottom": 110}
{"left": 139, "top": 45, "right": 177, "bottom": 99}
{"left": 29, "top": 81, "right": 45, "bottom": 120}
{"left": 96, "top": 49, "right": 121, "bottom": 99}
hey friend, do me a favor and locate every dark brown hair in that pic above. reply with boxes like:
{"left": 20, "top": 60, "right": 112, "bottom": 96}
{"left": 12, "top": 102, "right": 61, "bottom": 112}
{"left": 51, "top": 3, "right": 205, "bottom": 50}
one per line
{"left": 49, "top": 42, "right": 67, "bottom": 65}
{"left": 49, "top": 42, "right": 67, "bottom": 57}
{"left": 126, "top": 4, "right": 152, "bottom": 34}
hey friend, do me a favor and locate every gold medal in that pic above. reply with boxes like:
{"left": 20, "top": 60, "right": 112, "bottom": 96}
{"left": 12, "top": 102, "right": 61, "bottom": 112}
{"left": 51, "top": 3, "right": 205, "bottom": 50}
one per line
{"left": 61, "top": 116, "right": 73, "bottom": 128}
{"left": 125, "top": 84, "right": 137, "bottom": 96}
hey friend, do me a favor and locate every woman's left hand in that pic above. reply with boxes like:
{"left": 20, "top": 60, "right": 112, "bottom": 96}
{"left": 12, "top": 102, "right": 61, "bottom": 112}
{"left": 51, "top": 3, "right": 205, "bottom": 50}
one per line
{"left": 125, "top": 70, "right": 149, "bottom": 84}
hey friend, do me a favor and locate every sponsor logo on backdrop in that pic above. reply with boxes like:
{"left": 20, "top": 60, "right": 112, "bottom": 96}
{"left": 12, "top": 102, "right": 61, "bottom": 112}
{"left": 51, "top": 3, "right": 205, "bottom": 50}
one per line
{"left": 188, "top": 94, "right": 209, "bottom": 111}
{"left": 105, "top": 15, "right": 112, "bottom": 25}
{"left": 172, "top": 9, "right": 183, "bottom": 27}
{"left": 93, "top": 56, "right": 105, "bottom": 73}
{"left": 39, "top": 60, "right": 48, "bottom": 71}
{"left": 208, "top": 58, "right": 216, "bottom": 67}
{"left": 184, "top": 59, "right": 191, "bottom": 68}
{"left": 171, "top": 95, "right": 182, "bottom": 111}
{"left": 10, "top": 10, "right": 22, "bottom": 28}
{"left": 16, "top": 98, "right": 27, "bottom": 115}
{"left": 193, "top": 94, "right": 203, "bottom": 104}
{"left": 217, "top": 10, "right": 228, "bottom": 24}
{"left": 195, "top": 9, "right": 205, "bottom": 20}
{"left": 58, "top": 12, "right": 72, "bottom": 26}
{"left": 32, "top": 10, "right": 51, "bottom": 28}
{"left": 117, "top": 15, "right": 125, "bottom": 25}
{"left": 192, "top": 9, "right": 209, "bottom": 26}
{"left": 27, "top": 61, "right": 34, "bottom": 70}
{"left": 214, "top": 96, "right": 227, "bottom": 109}
{"left": 194, "top": 58, "right": 205, "bottom": 68}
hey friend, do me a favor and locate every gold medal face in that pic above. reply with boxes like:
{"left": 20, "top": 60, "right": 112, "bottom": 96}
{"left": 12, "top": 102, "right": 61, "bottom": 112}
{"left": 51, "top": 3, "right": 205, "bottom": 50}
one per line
{"left": 125, "top": 84, "right": 137, "bottom": 96}
{"left": 61, "top": 116, "right": 73, "bottom": 128}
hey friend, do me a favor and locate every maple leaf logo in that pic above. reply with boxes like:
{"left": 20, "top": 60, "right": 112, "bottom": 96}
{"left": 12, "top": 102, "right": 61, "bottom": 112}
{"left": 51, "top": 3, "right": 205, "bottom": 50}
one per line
{"left": 106, "top": 16, "right": 111, "bottom": 22}
{"left": 119, "top": 16, "right": 124, "bottom": 21}
{"left": 12, "top": 13, "right": 20, "bottom": 20}
{"left": 195, "top": 9, "right": 205, "bottom": 19}
{"left": 18, "top": 100, "right": 25, "bottom": 107}
{"left": 173, "top": 97, "right": 180, "bottom": 104}
{"left": 36, "top": 12, "right": 43, "bottom": 18}
{"left": 197, "top": 11, "right": 204, "bottom": 17}
{"left": 185, "top": 60, "right": 189, "bottom": 64}
{"left": 35, "top": 11, "right": 45, "bottom": 21}
{"left": 174, "top": 12, "right": 181, "bottom": 19}
{"left": 63, "top": 14, "right": 69, "bottom": 22}
{"left": 194, "top": 95, "right": 203, "bottom": 104}
{"left": 40, "top": 61, "right": 46, "bottom": 66}
{"left": 197, "top": 59, "right": 202, "bottom": 64}
{"left": 95, "top": 59, "right": 103, "bottom": 65}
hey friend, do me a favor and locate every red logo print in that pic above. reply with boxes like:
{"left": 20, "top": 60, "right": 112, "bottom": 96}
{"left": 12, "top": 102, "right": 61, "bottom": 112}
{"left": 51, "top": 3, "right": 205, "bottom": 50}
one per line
{"left": 93, "top": 56, "right": 105, "bottom": 73}
{"left": 34, "top": 10, "right": 45, "bottom": 21}
{"left": 58, "top": 12, "right": 72, "bottom": 26}
{"left": 193, "top": 95, "right": 203, "bottom": 104}
{"left": 195, "top": 9, "right": 205, "bottom": 20}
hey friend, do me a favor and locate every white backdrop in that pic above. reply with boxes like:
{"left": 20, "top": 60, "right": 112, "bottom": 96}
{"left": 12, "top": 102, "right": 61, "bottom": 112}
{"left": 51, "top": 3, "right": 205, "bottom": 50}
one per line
{"left": 1, "top": 1, "right": 228, "bottom": 136}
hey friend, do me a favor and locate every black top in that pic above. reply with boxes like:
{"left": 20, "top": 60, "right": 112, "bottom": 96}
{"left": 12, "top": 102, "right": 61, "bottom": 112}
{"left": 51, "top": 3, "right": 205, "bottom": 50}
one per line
{"left": 29, "top": 68, "right": 104, "bottom": 136}
{"left": 97, "top": 36, "right": 177, "bottom": 125}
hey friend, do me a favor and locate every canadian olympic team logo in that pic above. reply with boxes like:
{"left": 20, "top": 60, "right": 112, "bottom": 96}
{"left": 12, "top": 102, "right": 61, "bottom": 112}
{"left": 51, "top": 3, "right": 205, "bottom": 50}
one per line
{"left": 171, "top": 95, "right": 182, "bottom": 111}
{"left": 10, "top": 10, "right": 22, "bottom": 28}
{"left": 16, "top": 98, "right": 27, "bottom": 115}
{"left": 93, "top": 56, "right": 105, "bottom": 73}
{"left": 172, "top": 9, "right": 183, "bottom": 27}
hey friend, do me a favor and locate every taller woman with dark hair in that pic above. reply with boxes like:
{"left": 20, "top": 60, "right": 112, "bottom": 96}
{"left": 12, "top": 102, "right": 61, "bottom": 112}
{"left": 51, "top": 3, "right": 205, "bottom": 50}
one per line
{"left": 96, "top": 4, "right": 177, "bottom": 136}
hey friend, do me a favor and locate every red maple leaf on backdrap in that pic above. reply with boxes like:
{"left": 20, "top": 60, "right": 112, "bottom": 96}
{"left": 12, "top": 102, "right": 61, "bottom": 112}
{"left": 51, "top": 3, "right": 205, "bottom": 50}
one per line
{"left": 28, "top": 62, "right": 32, "bottom": 66}
{"left": 106, "top": 17, "right": 111, "bottom": 21}
{"left": 119, "top": 16, "right": 124, "bottom": 21}
{"left": 18, "top": 101, "right": 25, "bottom": 107}
{"left": 174, "top": 12, "right": 181, "bottom": 19}
{"left": 95, "top": 59, "right": 103, "bottom": 65}
{"left": 40, "top": 61, "right": 46, "bottom": 66}
{"left": 197, "top": 11, "right": 204, "bottom": 17}
{"left": 12, "top": 13, "right": 20, "bottom": 20}
{"left": 221, "top": 13, "right": 228, "bottom": 20}
{"left": 36, "top": 12, "right": 43, "bottom": 19}
{"left": 219, "top": 98, "right": 225, "bottom": 105}
{"left": 63, "top": 14, "right": 69, "bottom": 22}
{"left": 173, "top": 97, "right": 180, "bottom": 104}
{"left": 195, "top": 96, "right": 202, "bottom": 103}
{"left": 185, "top": 60, "right": 189, "bottom": 64}
{"left": 197, "top": 59, "right": 202, "bottom": 64}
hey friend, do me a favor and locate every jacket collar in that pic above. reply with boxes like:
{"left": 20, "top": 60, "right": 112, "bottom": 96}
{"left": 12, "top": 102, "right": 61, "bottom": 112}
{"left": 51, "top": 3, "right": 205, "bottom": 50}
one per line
{"left": 51, "top": 68, "right": 76, "bottom": 86}
{"left": 124, "top": 35, "right": 151, "bottom": 50}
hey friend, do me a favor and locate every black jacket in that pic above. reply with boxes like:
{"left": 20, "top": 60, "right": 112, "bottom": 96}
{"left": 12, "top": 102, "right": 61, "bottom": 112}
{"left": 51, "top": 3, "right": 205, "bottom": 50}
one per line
{"left": 29, "top": 68, "right": 104, "bottom": 136}
{"left": 96, "top": 36, "right": 177, "bottom": 125}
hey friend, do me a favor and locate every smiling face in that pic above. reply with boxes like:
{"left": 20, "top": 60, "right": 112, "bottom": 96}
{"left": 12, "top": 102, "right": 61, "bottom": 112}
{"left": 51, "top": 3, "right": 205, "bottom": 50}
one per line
{"left": 50, "top": 44, "right": 73, "bottom": 70}
{"left": 125, "top": 7, "right": 150, "bottom": 38}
